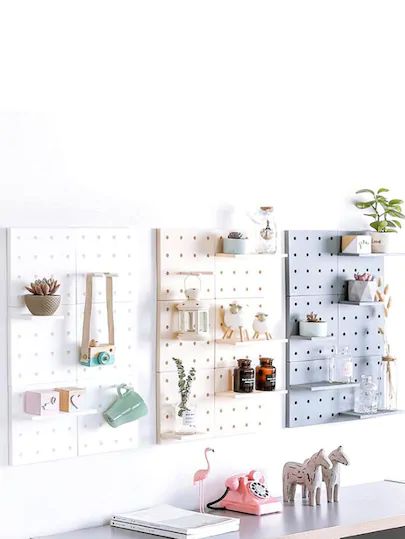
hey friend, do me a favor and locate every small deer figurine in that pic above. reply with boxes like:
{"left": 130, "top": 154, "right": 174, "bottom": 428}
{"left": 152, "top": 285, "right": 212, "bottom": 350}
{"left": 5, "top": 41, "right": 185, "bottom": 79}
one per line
{"left": 252, "top": 312, "right": 272, "bottom": 340}
{"left": 223, "top": 303, "right": 249, "bottom": 341}
{"left": 322, "top": 446, "right": 349, "bottom": 502}
{"left": 283, "top": 449, "right": 331, "bottom": 506}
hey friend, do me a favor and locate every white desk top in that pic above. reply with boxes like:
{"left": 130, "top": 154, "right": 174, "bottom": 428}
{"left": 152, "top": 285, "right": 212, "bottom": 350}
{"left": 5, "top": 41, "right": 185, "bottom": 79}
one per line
{"left": 33, "top": 481, "right": 405, "bottom": 539}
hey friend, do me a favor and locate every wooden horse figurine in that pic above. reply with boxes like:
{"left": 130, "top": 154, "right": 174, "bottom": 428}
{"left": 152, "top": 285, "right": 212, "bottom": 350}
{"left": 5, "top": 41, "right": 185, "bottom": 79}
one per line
{"left": 322, "top": 445, "right": 349, "bottom": 503}
{"left": 283, "top": 449, "right": 331, "bottom": 506}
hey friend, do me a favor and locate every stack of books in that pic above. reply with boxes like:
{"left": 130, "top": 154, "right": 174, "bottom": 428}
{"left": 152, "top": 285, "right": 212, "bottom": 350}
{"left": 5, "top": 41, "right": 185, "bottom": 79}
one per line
{"left": 111, "top": 504, "right": 240, "bottom": 538}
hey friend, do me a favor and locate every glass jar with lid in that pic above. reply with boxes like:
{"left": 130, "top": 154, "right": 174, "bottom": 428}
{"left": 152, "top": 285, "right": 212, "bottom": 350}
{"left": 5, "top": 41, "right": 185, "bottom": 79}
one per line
{"left": 233, "top": 359, "right": 255, "bottom": 393}
{"left": 249, "top": 206, "right": 277, "bottom": 254}
{"left": 255, "top": 357, "right": 276, "bottom": 391}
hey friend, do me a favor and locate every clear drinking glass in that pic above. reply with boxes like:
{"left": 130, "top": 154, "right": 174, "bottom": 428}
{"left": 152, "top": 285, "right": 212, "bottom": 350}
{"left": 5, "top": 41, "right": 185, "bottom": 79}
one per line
{"left": 328, "top": 346, "right": 354, "bottom": 383}
{"left": 354, "top": 375, "right": 378, "bottom": 414}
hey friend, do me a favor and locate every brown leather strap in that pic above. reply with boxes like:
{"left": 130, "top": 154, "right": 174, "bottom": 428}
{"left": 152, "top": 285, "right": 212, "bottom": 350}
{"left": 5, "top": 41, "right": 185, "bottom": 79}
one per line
{"left": 81, "top": 273, "right": 115, "bottom": 359}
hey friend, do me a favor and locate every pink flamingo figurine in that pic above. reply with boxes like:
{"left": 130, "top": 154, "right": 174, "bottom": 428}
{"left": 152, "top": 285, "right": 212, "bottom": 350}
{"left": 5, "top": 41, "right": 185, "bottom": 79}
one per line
{"left": 193, "top": 447, "right": 215, "bottom": 513}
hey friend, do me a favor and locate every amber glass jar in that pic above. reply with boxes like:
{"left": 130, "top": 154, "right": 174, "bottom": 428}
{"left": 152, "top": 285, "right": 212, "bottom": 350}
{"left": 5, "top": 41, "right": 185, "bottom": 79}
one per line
{"left": 234, "top": 359, "right": 255, "bottom": 393}
{"left": 256, "top": 358, "right": 276, "bottom": 391}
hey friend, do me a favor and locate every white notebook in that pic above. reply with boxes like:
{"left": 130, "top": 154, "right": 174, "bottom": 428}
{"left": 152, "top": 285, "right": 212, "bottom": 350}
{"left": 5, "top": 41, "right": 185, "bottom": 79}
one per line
{"left": 111, "top": 504, "right": 240, "bottom": 538}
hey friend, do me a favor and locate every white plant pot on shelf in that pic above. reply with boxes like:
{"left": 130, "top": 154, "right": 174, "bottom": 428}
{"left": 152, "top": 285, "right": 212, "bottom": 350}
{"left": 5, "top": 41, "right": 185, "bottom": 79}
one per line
{"left": 222, "top": 238, "right": 249, "bottom": 254}
{"left": 299, "top": 321, "right": 328, "bottom": 338}
{"left": 348, "top": 280, "right": 378, "bottom": 302}
{"left": 371, "top": 232, "right": 391, "bottom": 253}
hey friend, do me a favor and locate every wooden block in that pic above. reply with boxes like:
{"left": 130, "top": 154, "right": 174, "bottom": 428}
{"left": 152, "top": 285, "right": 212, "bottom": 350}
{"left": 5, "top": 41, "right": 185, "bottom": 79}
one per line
{"left": 24, "top": 390, "right": 60, "bottom": 416}
{"left": 341, "top": 235, "right": 371, "bottom": 254}
{"left": 56, "top": 387, "right": 86, "bottom": 412}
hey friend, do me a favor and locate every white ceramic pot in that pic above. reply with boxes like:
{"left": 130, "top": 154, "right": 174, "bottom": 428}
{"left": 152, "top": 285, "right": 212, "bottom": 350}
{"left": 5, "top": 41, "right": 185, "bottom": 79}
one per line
{"left": 223, "top": 238, "right": 248, "bottom": 254}
{"left": 299, "top": 320, "right": 328, "bottom": 338}
{"left": 371, "top": 232, "right": 391, "bottom": 253}
{"left": 348, "top": 280, "right": 378, "bottom": 302}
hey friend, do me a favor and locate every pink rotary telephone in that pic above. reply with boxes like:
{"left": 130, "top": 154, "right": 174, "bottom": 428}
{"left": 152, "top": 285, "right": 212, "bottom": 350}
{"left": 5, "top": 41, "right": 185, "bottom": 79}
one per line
{"left": 208, "top": 470, "right": 282, "bottom": 516}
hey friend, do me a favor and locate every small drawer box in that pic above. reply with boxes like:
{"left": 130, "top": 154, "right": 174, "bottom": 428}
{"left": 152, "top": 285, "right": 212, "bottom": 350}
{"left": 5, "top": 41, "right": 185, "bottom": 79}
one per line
{"left": 24, "top": 390, "right": 60, "bottom": 416}
{"left": 56, "top": 387, "right": 86, "bottom": 412}
{"left": 341, "top": 235, "right": 371, "bottom": 254}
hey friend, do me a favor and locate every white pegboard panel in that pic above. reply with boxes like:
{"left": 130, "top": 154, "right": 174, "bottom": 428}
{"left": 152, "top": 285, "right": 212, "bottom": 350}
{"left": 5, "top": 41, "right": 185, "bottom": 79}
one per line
{"left": 77, "top": 382, "right": 140, "bottom": 456}
{"left": 157, "top": 301, "right": 215, "bottom": 373}
{"left": 76, "top": 228, "right": 137, "bottom": 304}
{"left": 8, "top": 228, "right": 76, "bottom": 307}
{"left": 9, "top": 304, "right": 77, "bottom": 389}
{"left": 157, "top": 228, "right": 287, "bottom": 443}
{"left": 8, "top": 227, "right": 141, "bottom": 465}
{"left": 157, "top": 229, "right": 216, "bottom": 301}
{"left": 10, "top": 382, "right": 78, "bottom": 465}
{"left": 157, "top": 369, "right": 215, "bottom": 438}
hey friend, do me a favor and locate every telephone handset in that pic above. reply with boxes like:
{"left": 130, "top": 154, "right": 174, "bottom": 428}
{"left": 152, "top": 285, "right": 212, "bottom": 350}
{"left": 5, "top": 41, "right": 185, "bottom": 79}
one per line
{"left": 208, "top": 470, "right": 282, "bottom": 516}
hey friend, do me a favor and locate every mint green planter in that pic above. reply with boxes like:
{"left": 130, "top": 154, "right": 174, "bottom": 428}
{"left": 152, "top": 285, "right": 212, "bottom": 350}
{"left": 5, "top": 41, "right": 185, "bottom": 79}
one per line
{"left": 223, "top": 238, "right": 248, "bottom": 254}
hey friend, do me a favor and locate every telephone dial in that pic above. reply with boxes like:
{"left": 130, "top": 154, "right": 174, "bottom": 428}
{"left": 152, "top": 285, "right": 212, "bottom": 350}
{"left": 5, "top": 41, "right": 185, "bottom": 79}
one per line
{"left": 207, "top": 470, "right": 282, "bottom": 516}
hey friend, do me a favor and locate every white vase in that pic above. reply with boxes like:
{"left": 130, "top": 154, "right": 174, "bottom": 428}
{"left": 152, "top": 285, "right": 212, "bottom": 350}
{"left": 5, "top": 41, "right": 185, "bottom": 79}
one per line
{"left": 371, "top": 232, "right": 391, "bottom": 253}
{"left": 347, "top": 280, "right": 377, "bottom": 302}
{"left": 299, "top": 320, "right": 328, "bottom": 337}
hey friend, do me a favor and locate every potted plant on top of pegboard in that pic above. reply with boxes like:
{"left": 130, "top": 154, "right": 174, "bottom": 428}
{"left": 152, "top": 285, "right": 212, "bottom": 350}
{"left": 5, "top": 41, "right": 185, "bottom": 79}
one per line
{"left": 24, "top": 277, "right": 61, "bottom": 316}
{"left": 354, "top": 187, "right": 405, "bottom": 253}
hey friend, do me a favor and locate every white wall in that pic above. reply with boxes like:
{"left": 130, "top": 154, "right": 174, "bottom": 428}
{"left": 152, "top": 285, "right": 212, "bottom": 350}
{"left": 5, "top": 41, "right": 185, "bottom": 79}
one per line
{"left": 1, "top": 1, "right": 405, "bottom": 537}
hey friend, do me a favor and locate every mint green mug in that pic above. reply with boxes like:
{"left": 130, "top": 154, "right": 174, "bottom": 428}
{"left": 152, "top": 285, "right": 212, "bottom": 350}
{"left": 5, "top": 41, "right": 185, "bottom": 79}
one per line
{"left": 103, "top": 384, "right": 148, "bottom": 428}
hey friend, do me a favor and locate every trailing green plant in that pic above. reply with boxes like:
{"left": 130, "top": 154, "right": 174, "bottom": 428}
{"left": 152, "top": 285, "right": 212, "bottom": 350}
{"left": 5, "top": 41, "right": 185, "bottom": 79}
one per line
{"left": 25, "top": 277, "right": 60, "bottom": 295}
{"left": 172, "top": 357, "right": 196, "bottom": 417}
{"left": 354, "top": 188, "right": 405, "bottom": 233}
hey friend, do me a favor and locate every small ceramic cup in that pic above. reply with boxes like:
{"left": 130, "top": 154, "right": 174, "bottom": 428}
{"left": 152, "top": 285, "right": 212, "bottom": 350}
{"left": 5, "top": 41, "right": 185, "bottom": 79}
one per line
{"left": 103, "top": 384, "right": 148, "bottom": 428}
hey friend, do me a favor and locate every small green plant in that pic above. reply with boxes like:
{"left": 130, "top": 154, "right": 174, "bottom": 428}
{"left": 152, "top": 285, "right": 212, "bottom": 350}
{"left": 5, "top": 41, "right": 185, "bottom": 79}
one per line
{"left": 172, "top": 357, "right": 196, "bottom": 417}
{"left": 354, "top": 188, "right": 405, "bottom": 233}
{"left": 25, "top": 277, "right": 60, "bottom": 295}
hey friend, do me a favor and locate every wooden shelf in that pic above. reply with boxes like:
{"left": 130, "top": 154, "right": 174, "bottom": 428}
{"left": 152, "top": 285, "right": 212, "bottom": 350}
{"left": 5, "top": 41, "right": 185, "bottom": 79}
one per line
{"left": 290, "top": 335, "right": 335, "bottom": 341}
{"left": 339, "top": 409, "right": 404, "bottom": 420}
{"left": 216, "top": 390, "right": 287, "bottom": 399}
{"left": 27, "top": 409, "right": 98, "bottom": 421}
{"left": 290, "top": 382, "right": 359, "bottom": 392}
{"left": 216, "top": 338, "right": 287, "bottom": 346}
{"left": 160, "top": 431, "right": 209, "bottom": 442}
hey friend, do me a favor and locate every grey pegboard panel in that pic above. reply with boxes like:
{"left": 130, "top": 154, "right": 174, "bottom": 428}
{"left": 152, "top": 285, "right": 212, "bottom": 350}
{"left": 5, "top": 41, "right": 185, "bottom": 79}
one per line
{"left": 285, "top": 230, "right": 385, "bottom": 428}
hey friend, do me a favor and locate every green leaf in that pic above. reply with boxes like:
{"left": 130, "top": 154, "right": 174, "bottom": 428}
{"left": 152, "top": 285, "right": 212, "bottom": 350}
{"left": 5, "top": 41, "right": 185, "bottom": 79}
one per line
{"left": 393, "top": 219, "right": 402, "bottom": 228}
{"left": 364, "top": 213, "right": 378, "bottom": 218}
{"left": 356, "top": 189, "right": 375, "bottom": 195}
{"left": 377, "top": 187, "right": 390, "bottom": 193}
{"left": 370, "top": 221, "right": 382, "bottom": 231}
{"left": 387, "top": 209, "right": 405, "bottom": 219}
{"left": 389, "top": 199, "right": 404, "bottom": 205}
{"left": 355, "top": 202, "right": 374, "bottom": 209}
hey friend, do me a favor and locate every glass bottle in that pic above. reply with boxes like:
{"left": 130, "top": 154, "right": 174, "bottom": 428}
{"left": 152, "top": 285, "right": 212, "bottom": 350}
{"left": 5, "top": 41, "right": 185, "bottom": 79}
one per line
{"left": 379, "top": 356, "right": 398, "bottom": 411}
{"left": 234, "top": 359, "right": 255, "bottom": 393}
{"left": 174, "top": 404, "right": 197, "bottom": 435}
{"left": 249, "top": 206, "right": 277, "bottom": 254}
{"left": 354, "top": 375, "right": 378, "bottom": 414}
{"left": 255, "top": 358, "right": 276, "bottom": 391}
{"left": 328, "top": 346, "right": 353, "bottom": 384}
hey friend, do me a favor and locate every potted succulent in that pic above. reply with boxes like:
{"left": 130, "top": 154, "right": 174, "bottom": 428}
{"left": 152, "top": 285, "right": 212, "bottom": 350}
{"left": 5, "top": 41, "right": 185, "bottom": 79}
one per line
{"left": 354, "top": 188, "right": 405, "bottom": 253}
{"left": 222, "top": 231, "right": 249, "bottom": 255}
{"left": 24, "top": 277, "right": 61, "bottom": 316}
{"left": 172, "top": 357, "right": 197, "bottom": 434}
{"left": 299, "top": 312, "right": 328, "bottom": 338}
{"left": 347, "top": 272, "right": 378, "bottom": 303}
